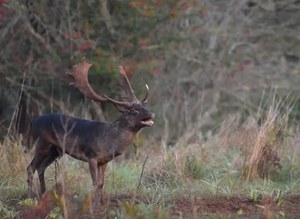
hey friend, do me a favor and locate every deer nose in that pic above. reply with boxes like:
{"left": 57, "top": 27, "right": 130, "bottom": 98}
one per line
{"left": 150, "top": 112, "right": 155, "bottom": 119}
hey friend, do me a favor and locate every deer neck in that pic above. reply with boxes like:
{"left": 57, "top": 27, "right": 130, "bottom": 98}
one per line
{"left": 107, "top": 120, "right": 137, "bottom": 157}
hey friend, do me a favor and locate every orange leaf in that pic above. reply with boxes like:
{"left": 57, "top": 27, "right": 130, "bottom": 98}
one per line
{"left": 181, "top": 3, "right": 192, "bottom": 11}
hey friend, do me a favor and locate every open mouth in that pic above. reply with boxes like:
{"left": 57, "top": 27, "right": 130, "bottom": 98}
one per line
{"left": 141, "top": 113, "right": 155, "bottom": 126}
{"left": 141, "top": 118, "right": 154, "bottom": 126}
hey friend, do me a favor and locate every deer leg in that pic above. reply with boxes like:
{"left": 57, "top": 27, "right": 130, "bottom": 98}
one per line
{"left": 98, "top": 164, "right": 107, "bottom": 190}
{"left": 97, "top": 163, "right": 107, "bottom": 202}
{"left": 88, "top": 158, "right": 98, "bottom": 187}
{"left": 36, "top": 147, "right": 60, "bottom": 196}
{"left": 88, "top": 158, "right": 103, "bottom": 207}
{"left": 27, "top": 153, "right": 48, "bottom": 198}
{"left": 88, "top": 160, "right": 107, "bottom": 205}
{"left": 27, "top": 139, "right": 56, "bottom": 198}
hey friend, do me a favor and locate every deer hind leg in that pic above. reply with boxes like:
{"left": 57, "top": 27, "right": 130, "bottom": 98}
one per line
{"left": 36, "top": 147, "right": 60, "bottom": 196}
{"left": 27, "top": 152, "right": 48, "bottom": 198}
{"left": 27, "top": 139, "right": 55, "bottom": 198}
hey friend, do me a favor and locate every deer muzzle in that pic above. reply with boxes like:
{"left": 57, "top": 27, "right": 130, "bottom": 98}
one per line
{"left": 141, "top": 112, "right": 155, "bottom": 126}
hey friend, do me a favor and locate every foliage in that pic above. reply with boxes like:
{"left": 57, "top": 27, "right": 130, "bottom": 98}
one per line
{"left": 0, "top": 201, "right": 18, "bottom": 218}
{"left": 184, "top": 154, "right": 208, "bottom": 180}
{"left": 1, "top": 0, "right": 300, "bottom": 144}
{"left": 1, "top": 0, "right": 300, "bottom": 218}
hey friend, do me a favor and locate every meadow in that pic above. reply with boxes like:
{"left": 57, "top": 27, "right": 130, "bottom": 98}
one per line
{"left": 1, "top": 100, "right": 300, "bottom": 218}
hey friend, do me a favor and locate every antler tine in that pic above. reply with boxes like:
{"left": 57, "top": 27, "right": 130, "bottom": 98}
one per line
{"left": 69, "top": 57, "right": 108, "bottom": 102}
{"left": 141, "top": 84, "right": 149, "bottom": 104}
{"left": 118, "top": 65, "right": 138, "bottom": 102}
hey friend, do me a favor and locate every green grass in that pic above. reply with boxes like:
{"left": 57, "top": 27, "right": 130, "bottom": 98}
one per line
{"left": 1, "top": 109, "right": 300, "bottom": 218}
{"left": 1, "top": 146, "right": 300, "bottom": 218}
{"left": 105, "top": 162, "right": 142, "bottom": 193}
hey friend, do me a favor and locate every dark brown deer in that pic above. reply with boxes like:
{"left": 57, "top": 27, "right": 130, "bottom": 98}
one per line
{"left": 27, "top": 58, "right": 154, "bottom": 198}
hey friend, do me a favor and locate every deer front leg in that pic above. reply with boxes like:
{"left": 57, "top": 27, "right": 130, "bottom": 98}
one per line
{"left": 88, "top": 159, "right": 102, "bottom": 198}
{"left": 98, "top": 164, "right": 107, "bottom": 189}
{"left": 97, "top": 163, "right": 107, "bottom": 203}
{"left": 88, "top": 158, "right": 104, "bottom": 208}
{"left": 88, "top": 158, "right": 99, "bottom": 187}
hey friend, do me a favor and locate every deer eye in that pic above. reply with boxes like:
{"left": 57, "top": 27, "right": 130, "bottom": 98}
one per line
{"left": 132, "top": 109, "right": 139, "bottom": 114}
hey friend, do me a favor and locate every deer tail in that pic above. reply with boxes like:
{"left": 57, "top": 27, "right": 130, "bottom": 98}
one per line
{"left": 15, "top": 91, "right": 32, "bottom": 151}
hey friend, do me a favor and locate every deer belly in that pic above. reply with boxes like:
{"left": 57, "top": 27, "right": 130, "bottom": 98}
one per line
{"left": 97, "top": 152, "right": 122, "bottom": 165}
{"left": 64, "top": 148, "right": 89, "bottom": 162}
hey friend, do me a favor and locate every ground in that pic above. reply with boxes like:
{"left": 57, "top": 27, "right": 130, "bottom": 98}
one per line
{"left": 18, "top": 193, "right": 300, "bottom": 218}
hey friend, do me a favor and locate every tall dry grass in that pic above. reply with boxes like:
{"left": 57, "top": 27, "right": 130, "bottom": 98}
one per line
{"left": 245, "top": 99, "right": 292, "bottom": 181}
{"left": 143, "top": 96, "right": 298, "bottom": 190}
{"left": 0, "top": 137, "right": 28, "bottom": 176}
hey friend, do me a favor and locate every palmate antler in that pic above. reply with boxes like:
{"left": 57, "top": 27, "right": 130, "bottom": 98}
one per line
{"left": 67, "top": 57, "right": 148, "bottom": 108}
{"left": 67, "top": 58, "right": 107, "bottom": 102}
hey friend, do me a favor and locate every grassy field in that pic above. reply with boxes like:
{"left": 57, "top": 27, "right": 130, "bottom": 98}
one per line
{"left": 1, "top": 103, "right": 300, "bottom": 218}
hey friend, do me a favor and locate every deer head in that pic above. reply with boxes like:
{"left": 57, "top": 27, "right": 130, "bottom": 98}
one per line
{"left": 67, "top": 57, "right": 154, "bottom": 130}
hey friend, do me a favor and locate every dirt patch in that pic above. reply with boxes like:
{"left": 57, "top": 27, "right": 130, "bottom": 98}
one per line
{"left": 170, "top": 195, "right": 300, "bottom": 218}
{"left": 19, "top": 193, "right": 300, "bottom": 218}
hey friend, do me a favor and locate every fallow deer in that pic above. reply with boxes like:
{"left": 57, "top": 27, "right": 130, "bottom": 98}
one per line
{"left": 27, "top": 58, "right": 154, "bottom": 198}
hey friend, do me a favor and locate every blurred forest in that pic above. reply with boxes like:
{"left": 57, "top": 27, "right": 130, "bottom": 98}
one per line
{"left": 1, "top": 0, "right": 300, "bottom": 146}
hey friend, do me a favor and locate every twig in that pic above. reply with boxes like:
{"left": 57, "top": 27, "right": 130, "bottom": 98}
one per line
{"left": 24, "top": 20, "right": 52, "bottom": 52}
{"left": 4, "top": 71, "right": 26, "bottom": 143}
{"left": 4, "top": 77, "right": 72, "bottom": 115}
{"left": 132, "top": 155, "right": 149, "bottom": 204}
{"left": 100, "top": 0, "right": 116, "bottom": 37}
{"left": 137, "top": 155, "right": 149, "bottom": 191}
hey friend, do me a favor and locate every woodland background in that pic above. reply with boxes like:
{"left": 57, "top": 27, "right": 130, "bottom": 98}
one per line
{"left": 0, "top": 0, "right": 299, "bottom": 147}
{"left": 0, "top": 0, "right": 300, "bottom": 145}
{"left": 1, "top": 0, "right": 300, "bottom": 218}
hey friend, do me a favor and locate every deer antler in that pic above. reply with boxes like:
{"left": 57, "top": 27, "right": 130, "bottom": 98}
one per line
{"left": 118, "top": 65, "right": 138, "bottom": 102}
{"left": 68, "top": 58, "right": 149, "bottom": 107}
{"left": 67, "top": 57, "right": 108, "bottom": 102}
{"left": 68, "top": 57, "right": 130, "bottom": 107}
{"left": 117, "top": 66, "right": 149, "bottom": 104}
{"left": 141, "top": 84, "right": 149, "bottom": 104}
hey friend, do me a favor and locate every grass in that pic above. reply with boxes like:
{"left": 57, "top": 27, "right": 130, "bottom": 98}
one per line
{"left": 1, "top": 103, "right": 300, "bottom": 218}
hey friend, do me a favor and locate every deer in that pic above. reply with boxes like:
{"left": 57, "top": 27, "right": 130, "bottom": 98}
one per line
{"left": 26, "top": 57, "right": 154, "bottom": 199}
